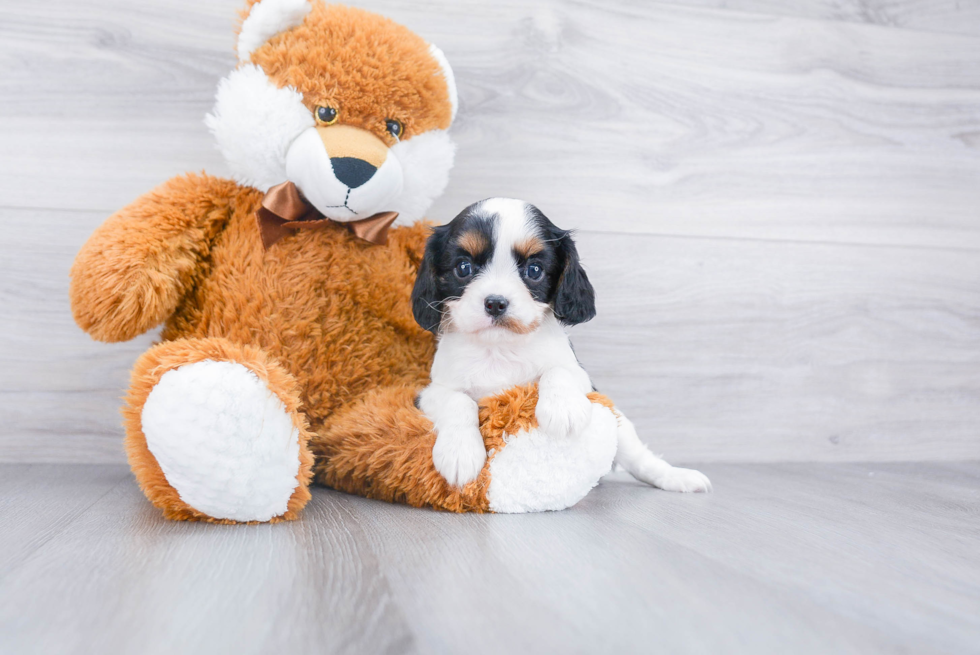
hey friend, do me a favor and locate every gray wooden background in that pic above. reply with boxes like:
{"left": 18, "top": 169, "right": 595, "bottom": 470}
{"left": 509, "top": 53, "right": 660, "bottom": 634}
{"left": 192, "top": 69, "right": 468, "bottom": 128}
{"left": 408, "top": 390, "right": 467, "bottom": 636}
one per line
{"left": 1, "top": 0, "right": 978, "bottom": 464}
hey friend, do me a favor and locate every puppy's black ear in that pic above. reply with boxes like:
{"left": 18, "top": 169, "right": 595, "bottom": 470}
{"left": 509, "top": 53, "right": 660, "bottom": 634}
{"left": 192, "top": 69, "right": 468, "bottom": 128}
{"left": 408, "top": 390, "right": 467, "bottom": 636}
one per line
{"left": 411, "top": 226, "right": 448, "bottom": 333}
{"left": 552, "top": 231, "right": 596, "bottom": 326}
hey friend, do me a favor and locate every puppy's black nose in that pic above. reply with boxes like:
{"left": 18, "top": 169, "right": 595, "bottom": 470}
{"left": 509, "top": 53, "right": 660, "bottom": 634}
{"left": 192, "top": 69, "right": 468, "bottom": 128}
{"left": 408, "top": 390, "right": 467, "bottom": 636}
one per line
{"left": 484, "top": 295, "right": 509, "bottom": 317}
{"left": 330, "top": 157, "right": 377, "bottom": 188}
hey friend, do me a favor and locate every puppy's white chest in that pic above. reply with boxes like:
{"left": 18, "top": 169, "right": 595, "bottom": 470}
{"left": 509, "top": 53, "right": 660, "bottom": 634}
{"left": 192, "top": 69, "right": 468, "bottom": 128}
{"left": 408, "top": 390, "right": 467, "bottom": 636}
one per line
{"left": 467, "top": 350, "right": 540, "bottom": 399}
{"left": 429, "top": 319, "right": 579, "bottom": 401}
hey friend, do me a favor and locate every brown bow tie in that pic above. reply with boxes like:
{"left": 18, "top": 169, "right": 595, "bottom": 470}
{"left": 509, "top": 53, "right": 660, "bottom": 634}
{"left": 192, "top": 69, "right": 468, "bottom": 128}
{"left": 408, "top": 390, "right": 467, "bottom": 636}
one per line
{"left": 256, "top": 181, "right": 399, "bottom": 250}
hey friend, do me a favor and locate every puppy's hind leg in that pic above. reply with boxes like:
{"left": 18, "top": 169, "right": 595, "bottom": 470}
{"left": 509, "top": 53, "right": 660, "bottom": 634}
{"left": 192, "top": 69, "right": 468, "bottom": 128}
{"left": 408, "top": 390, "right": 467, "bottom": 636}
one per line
{"left": 613, "top": 411, "right": 711, "bottom": 493}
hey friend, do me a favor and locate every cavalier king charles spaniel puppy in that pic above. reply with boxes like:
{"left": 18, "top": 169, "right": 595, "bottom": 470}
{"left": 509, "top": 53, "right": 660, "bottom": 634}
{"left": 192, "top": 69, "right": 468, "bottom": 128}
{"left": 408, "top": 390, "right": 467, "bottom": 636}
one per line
{"left": 411, "top": 198, "right": 711, "bottom": 492}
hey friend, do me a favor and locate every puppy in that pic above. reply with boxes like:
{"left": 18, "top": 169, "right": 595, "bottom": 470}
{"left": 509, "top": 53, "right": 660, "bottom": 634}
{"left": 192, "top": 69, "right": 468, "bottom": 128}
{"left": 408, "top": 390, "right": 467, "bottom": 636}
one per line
{"left": 411, "top": 198, "right": 711, "bottom": 493}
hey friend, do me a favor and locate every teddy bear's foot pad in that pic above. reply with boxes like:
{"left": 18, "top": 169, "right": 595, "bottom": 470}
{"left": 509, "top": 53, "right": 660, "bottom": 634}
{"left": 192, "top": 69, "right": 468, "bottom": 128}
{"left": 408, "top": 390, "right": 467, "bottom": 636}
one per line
{"left": 487, "top": 403, "right": 619, "bottom": 513}
{"left": 141, "top": 360, "right": 302, "bottom": 522}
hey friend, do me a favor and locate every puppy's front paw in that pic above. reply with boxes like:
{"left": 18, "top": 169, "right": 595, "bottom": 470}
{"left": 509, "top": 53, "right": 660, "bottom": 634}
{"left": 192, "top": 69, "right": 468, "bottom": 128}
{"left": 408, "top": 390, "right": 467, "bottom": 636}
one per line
{"left": 654, "top": 467, "right": 712, "bottom": 493}
{"left": 432, "top": 427, "right": 487, "bottom": 487}
{"left": 536, "top": 391, "right": 593, "bottom": 437}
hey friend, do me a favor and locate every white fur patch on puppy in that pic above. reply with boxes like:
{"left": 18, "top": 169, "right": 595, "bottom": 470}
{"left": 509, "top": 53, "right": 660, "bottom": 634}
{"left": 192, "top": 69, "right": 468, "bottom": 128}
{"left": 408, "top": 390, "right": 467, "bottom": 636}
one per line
{"left": 432, "top": 425, "right": 487, "bottom": 488}
{"left": 238, "top": 0, "right": 311, "bottom": 62}
{"left": 613, "top": 412, "right": 712, "bottom": 493}
{"left": 650, "top": 466, "right": 713, "bottom": 493}
{"left": 488, "top": 403, "right": 618, "bottom": 513}
{"left": 141, "top": 360, "right": 302, "bottom": 522}
{"left": 419, "top": 383, "right": 487, "bottom": 487}
{"left": 205, "top": 64, "right": 314, "bottom": 192}
{"left": 535, "top": 367, "right": 593, "bottom": 438}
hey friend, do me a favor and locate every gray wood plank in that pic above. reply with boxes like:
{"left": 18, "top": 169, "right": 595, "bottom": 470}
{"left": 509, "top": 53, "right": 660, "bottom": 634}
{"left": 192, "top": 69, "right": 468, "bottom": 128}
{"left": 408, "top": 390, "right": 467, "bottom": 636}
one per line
{"left": 0, "top": 206, "right": 157, "bottom": 463}
{"left": 4, "top": 206, "right": 979, "bottom": 463}
{"left": 342, "top": 462, "right": 980, "bottom": 654}
{"left": 656, "top": 0, "right": 980, "bottom": 37}
{"left": 4, "top": 463, "right": 972, "bottom": 654}
{"left": 0, "top": 464, "right": 129, "bottom": 577}
{"left": 572, "top": 230, "right": 980, "bottom": 462}
{"left": 1, "top": 0, "right": 978, "bottom": 248}
{"left": 591, "top": 463, "right": 980, "bottom": 654}
{"left": 424, "top": 0, "right": 980, "bottom": 250}
{"left": 0, "top": 466, "right": 417, "bottom": 655}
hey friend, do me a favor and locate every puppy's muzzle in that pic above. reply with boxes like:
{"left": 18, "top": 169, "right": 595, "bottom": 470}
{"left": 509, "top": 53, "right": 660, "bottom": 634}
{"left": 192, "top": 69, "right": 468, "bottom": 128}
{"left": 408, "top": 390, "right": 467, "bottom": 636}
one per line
{"left": 484, "top": 295, "right": 509, "bottom": 318}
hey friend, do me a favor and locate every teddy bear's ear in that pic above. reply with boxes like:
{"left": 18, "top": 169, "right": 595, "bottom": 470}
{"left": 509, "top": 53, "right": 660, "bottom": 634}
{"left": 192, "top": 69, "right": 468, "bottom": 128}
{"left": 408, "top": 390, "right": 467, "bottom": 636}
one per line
{"left": 428, "top": 43, "right": 458, "bottom": 124}
{"left": 237, "top": 0, "right": 311, "bottom": 63}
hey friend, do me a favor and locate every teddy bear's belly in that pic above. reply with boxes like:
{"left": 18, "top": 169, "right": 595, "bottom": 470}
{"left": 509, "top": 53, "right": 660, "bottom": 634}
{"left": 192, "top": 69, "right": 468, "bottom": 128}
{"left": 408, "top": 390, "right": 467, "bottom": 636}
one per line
{"left": 486, "top": 403, "right": 619, "bottom": 513}
{"left": 162, "top": 220, "right": 435, "bottom": 426}
{"left": 165, "top": 294, "right": 432, "bottom": 425}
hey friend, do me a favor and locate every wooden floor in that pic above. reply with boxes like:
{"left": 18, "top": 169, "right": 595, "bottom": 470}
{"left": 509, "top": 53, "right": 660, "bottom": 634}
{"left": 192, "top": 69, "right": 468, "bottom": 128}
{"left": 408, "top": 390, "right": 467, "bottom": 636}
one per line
{"left": 1, "top": 462, "right": 977, "bottom": 654}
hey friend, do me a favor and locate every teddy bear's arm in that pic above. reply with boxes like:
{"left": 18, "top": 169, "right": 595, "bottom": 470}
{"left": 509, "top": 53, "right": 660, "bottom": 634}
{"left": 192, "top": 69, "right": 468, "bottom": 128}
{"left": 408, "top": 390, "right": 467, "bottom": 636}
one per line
{"left": 70, "top": 173, "right": 239, "bottom": 342}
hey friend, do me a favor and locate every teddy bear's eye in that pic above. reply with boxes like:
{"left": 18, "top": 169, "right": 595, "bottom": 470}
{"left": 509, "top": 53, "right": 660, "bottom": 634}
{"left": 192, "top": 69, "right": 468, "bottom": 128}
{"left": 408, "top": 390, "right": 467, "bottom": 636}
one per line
{"left": 385, "top": 119, "right": 403, "bottom": 139}
{"left": 315, "top": 106, "right": 338, "bottom": 126}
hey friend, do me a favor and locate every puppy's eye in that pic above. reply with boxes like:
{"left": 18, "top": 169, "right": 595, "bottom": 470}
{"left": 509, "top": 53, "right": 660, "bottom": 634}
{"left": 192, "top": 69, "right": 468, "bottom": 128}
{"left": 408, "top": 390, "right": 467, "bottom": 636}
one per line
{"left": 385, "top": 119, "right": 403, "bottom": 139}
{"left": 455, "top": 260, "right": 472, "bottom": 279}
{"left": 315, "top": 106, "right": 338, "bottom": 126}
{"left": 525, "top": 263, "right": 543, "bottom": 280}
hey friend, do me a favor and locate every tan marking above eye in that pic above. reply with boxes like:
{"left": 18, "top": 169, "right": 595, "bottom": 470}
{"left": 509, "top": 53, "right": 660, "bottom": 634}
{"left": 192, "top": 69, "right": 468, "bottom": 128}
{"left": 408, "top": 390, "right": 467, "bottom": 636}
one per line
{"left": 514, "top": 236, "right": 544, "bottom": 260}
{"left": 458, "top": 231, "right": 489, "bottom": 256}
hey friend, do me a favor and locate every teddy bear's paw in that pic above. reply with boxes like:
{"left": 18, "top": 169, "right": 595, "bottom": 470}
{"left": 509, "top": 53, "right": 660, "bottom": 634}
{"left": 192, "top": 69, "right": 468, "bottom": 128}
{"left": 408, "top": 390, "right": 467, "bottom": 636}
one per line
{"left": 432, "top": 426, "right": 487, "bottom": 487}
{"left": 652, "top": 467, "right": 713, "bottom": 493}
{"left": 535, "top": 390, "right": 593, "bottom": 438}
{"left": 141, "top": 360, "right": 303, "bottom": 522}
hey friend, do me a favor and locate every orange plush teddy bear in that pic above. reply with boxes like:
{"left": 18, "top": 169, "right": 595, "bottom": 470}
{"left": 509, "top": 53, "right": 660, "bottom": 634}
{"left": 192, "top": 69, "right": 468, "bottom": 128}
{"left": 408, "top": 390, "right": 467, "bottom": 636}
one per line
{"left": 70, "top": 0, "right": 627, "bottom": 523}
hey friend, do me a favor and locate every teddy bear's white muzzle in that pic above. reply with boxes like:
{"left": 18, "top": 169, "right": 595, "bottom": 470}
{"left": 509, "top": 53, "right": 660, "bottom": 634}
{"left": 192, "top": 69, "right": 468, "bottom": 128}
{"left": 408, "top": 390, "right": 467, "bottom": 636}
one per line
{"left": 285, "top": 127, "right": 404, "bottom": 222}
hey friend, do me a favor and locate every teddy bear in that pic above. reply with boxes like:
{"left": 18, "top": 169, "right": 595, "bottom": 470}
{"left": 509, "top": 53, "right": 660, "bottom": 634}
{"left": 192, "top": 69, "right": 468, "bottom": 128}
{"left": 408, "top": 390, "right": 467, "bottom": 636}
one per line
{"left": 70, "top": 0, "right": 627, "bottom": 523}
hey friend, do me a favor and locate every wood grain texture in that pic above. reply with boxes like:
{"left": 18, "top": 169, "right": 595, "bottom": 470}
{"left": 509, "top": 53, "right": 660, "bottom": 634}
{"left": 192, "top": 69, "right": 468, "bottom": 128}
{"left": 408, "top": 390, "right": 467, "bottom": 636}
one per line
{"left": 0, "top": 465, "right": 416, "bottom": 655}
{"left": 1, "top": 462, "right": 978, "bottom": 654}
{"left": 7, "top": 204, "right": 978, "bottom": 463}
{"left": 0, "top": 464, "right": 129, "bottom": 577}
{"left": 2, "top": 0, "right": 979, "bottom": 247}
{"left": 1, "top": 0, "right": 978, "bottom": 462}
{"left": 667, "top": 0, "right": 980, "bottom": 37}
{"left": 573, "top": 230, "right": 980, "bottom": 462}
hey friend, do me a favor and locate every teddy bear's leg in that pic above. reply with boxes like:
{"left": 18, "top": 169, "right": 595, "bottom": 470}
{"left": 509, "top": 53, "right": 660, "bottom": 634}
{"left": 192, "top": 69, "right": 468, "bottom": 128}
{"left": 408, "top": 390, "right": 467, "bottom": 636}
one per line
{"left": 310, "top": 385, "right": 493, "bottom": 513}
{"left": 123, "top": 337, "right": 315, "bottom": 523}
{"left": 310, "top": 384, "right": 622, "bottom": 514}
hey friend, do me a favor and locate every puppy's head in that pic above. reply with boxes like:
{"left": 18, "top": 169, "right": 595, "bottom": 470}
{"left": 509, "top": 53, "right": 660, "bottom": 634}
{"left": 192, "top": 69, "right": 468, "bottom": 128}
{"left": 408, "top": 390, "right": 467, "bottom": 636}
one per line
{"left": 412, "top": 198, "right": 595, "bottom": 336}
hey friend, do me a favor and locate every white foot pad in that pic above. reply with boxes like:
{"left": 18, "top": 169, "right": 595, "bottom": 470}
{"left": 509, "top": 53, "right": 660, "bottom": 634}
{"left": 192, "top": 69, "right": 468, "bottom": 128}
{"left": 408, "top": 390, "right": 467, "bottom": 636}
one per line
{"left": 141, "top": 360, "right": 302, "bottom": 522}
{"left": 487, "top": 404, "right": 619, "bottom": 513}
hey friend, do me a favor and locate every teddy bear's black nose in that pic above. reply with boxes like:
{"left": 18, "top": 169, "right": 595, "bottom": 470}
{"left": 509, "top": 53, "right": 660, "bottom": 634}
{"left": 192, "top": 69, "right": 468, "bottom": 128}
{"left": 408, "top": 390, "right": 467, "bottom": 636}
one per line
{"left": 330, "top": 157, "right": 377, "bottom": 189}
